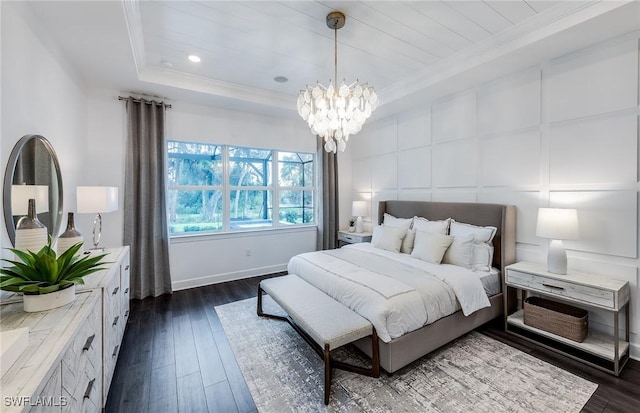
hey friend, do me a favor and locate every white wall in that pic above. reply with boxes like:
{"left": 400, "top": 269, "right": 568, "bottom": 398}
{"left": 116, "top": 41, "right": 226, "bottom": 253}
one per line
{"left": 1, "top": 2, "right": 88, "bottom": 258}
{"left": 84, "top": 93, "right": 319, "bottom": 290}
{"left": 352, "top": 33, "right": 640, "bottom": 359}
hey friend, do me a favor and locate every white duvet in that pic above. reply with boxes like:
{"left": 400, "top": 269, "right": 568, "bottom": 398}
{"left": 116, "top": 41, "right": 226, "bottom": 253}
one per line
{"left": 287, "top": 243, "right": 491, "bottom": 343}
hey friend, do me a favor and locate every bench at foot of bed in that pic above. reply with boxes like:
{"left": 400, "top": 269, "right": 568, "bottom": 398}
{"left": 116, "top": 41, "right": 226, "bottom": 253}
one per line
{"left": 257, "top": 274, "right": 380, "bottom": 405}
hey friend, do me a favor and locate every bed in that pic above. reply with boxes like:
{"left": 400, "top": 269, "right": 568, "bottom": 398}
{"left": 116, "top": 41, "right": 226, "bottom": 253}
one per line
{"left": 289, "top": 200, "right": 516, "bottom": 373}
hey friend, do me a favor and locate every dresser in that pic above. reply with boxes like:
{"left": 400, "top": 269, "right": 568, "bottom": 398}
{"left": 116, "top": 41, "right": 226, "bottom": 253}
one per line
{"left": 0, "top": 246, "right": 131, "bottom": 411}
{"left": 504, "top": 261, "right": 630, "bottom": 376}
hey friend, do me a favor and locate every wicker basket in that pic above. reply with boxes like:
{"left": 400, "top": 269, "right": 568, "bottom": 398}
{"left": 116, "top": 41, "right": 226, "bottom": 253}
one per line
{"left": 523, "top": 297, "right": 588, "bottom": 342}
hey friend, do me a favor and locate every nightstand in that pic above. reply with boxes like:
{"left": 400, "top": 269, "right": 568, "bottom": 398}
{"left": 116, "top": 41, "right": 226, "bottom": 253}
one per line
{"left": 504, "top": 261, "right": 630, "bottom": 376}
{"left": 338, "top": 230, "right": 372, "bottom": 247}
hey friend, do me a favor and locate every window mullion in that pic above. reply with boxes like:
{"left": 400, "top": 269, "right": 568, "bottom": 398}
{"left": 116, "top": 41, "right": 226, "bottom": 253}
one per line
{"left": 223, "top": 145, "right": 230, "bottom": 232}
{"left": 273, "top": 150, "right": 279, "bottom": 228}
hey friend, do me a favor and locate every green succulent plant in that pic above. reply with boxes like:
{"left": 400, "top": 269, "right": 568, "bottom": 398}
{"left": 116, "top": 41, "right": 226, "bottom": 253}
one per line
{"left": 0, "top": 239, "right": 109, "bottom": 295}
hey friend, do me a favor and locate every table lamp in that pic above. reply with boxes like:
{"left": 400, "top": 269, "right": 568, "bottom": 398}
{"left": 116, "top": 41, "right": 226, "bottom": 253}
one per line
{"left": 352, "top": 201, "right": 368, "bottom": 233}
{"left": 77, "top": 186, "right": 118, "bottom": 250}
{"left": 536, "top": 207, "right": 578, "bottom": 275}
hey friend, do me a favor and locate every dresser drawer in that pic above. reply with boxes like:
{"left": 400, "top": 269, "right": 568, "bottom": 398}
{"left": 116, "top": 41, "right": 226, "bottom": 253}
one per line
{"left": 61, "top": 297, "right": 102, "bottom": 413}
{"left": 120, "top": 258, "right": 130, "bottom": 326}
{"left": 506, "top": 269, "right": 615, "bottom": 309}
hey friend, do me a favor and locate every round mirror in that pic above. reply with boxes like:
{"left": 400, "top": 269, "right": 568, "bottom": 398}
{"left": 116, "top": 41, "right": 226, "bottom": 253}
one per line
{"left": 3, "top": 135, "right": 64, "bottom": 246}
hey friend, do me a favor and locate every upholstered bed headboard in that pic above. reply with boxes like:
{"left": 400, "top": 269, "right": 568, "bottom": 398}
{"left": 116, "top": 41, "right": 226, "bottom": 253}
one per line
{"left": 377, "top": 200, "right": 516, "bottom": 272}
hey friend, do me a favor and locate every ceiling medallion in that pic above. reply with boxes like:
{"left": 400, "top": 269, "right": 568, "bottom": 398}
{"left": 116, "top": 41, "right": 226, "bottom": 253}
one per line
{"left": 297, "top": 11, "right": 378, "bottom": 153}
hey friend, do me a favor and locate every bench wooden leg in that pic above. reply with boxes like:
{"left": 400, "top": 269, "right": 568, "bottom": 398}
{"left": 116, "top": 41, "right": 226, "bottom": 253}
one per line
{"left": 257, "top": 284, "right": 289, "bottom": 322}
{"left": 324, "top": 344, "right": 331, "bottom": 405}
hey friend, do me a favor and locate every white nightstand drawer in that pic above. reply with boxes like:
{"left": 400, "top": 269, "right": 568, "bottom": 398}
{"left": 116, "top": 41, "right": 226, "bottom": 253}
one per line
{"left": 507, "top": 269, "right": 615, "bottom": 309}
{"left": 338, "top": 231, "right": 372, "bottom": 244}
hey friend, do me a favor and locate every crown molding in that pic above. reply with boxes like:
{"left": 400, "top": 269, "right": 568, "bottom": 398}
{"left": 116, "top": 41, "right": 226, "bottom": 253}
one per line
{"left": 121, "top": 0, "right": 146, "bottom": 78}
{"left": 139, "top": 66, "right": 294, "bottom": 110}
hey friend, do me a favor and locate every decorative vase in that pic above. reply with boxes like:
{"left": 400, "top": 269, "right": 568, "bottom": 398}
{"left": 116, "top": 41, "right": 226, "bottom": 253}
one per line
{"left": 23, "top": 285, "right": 76, "bottom": 312}
{"left": 15, "top": 198, "right": 48, "bottom": 253}
{"left": 57, "top": 212, "right": 83, "bottom": 255}
{"left": 348, "top": 226, "right": 355, "bottom": 233}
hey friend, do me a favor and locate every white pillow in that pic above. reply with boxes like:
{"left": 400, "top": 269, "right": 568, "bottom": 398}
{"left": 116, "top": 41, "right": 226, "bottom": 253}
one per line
{"left": 449, "top": 220, "right": 497, "bottom": 272}
{"left": 371, "top": 225, "right": 406, "bottom": 253}
{"left": 442, "top": 234, "right": 474, "bottom": 268}
{"left": 412, "top": 217, "right": 450, "bottom": 235}
{"left": 449, "top": 220, "right": 497, "bottom": 244}
{"left": 410, "top": 230, "right": 453, "bottom": 264}
{"left": 472, "top": 243, "right": 494, "bottom": 272}
{"left": 382, "top": 213, "right": 414, "bottom": 253}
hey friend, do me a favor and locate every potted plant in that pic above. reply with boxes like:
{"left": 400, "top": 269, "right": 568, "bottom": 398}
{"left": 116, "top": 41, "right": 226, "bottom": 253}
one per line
{"left": 0, "top": 239, "right": 108, "bottom": 312}
{"left": 348, "top": 219, "right": 356, "bottom": 232}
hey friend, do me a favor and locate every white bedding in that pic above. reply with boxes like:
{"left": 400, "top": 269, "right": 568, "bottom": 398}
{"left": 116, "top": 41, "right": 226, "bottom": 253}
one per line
{"left": 287, "top": 243, "right": 495, "bottom": 343}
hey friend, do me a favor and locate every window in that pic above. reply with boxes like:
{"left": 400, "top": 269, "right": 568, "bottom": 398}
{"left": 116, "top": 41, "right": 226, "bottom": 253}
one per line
{"left": 167, "top": 141, "right": 315, "bottom": 235}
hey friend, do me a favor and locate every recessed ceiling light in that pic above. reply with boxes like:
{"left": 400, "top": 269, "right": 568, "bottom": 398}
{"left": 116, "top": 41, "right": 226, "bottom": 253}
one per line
{"left": 274, "top": 76, "right": 288, "bottom": 83}
{"left": 187, "top": 54, "right": 201, "bottom": 63}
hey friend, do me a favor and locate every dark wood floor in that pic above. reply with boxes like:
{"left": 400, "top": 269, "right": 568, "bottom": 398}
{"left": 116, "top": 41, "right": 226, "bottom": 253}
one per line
{"left": 106, "top": 274, "right": 640, "bottom": 412}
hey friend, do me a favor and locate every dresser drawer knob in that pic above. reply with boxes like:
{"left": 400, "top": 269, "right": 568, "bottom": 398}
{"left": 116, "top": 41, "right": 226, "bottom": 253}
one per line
{"left": 112, "top": 345, "right": 120, "bottom": 358}
{"left": 124, "top": 288, "right": 129, "bottom": 294}
{"left": 82, "top": 334, "right": 96, "bottom": 351}
{"left": 112, "top": 286, "right": 119, "bottom": 295}
{"left": 112, "top": 316, "right": 119, "bottom": 327}
{"left": 83, "top": 378, "right": 96, "bottom": 399}
{"left": 124, "top": 310, "right": 129, "bottom": 317}
{"left": 542, "top": 283, "right": 564, "bottom": 290}
{"left": 125, "top": 265, "right": 130, "bottom": 271}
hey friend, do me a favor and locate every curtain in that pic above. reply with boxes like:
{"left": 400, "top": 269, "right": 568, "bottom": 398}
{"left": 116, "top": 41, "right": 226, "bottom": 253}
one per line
{"left": 317, "top": 137, "right": 339, "bottom": 250}
{"left": 123, "top": 97, "right": 172, "bottom": 299}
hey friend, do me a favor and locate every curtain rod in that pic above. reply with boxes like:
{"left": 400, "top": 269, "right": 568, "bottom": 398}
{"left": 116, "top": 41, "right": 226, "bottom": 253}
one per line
{"left": 118, "top": 96, "right": 172, "bottom": 108}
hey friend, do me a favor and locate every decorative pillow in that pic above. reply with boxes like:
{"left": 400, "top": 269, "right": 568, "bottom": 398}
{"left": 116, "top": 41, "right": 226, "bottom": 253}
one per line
{"left": 450, "top": 220, "right": 497, "bottom": 272}
{"left": 442, "top": 234, "right": 474, "bottom": 268}
{"left": 382, "top": 213, "right": 414, "bottom": 253}
{"left": 410, "top": 230, "right": 453, "bottom": 264}
{"left": 412, "top": 217, "right": 450, "bottom": 235}
{"left": 371, "top": 225, "right": 406, "bottom": 253}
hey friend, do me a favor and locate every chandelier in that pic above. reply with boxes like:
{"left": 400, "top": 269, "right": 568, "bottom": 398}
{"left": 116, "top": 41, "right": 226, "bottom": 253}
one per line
{"left": 297, "top": 11, "right": 378, "bottom": 153}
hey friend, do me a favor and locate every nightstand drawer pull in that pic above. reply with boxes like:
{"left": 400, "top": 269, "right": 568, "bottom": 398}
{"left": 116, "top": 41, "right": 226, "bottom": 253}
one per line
{"left": 82, "top": 334, "right": 96, "bottom": 351}
{"left": 112, "top": 286, "right": 119, "bottom": 295}
{"left": 83, "top": 378, "right": 95, "bottom": 399}
{"left": 542, "top": 283, "right": 565, "bottom": 290}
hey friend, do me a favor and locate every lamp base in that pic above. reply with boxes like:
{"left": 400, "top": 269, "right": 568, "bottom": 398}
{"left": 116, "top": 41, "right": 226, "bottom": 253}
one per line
{"left": 547, "top": 239, "right": 568, "bottom": 275}
{"left": 355, "top": 216, "right": 364, "bottom": 233}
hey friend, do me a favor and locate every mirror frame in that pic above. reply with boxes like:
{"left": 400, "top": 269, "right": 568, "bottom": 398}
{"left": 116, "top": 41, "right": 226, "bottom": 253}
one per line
{"left": 3, "top": 134, "right": 64, "bottom": 246}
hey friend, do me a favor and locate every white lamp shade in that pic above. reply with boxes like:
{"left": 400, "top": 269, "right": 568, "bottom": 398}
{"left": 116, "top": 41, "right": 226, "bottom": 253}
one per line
{"left": 536, "top": 208, "right": 579, "bottom": 240}
{"left": 11, "top": 185, "right": 49, "bottom": 215}
{"left": 77, "top": 186, "right": 118, "bottom": 213}
{"left": 352, "top": 201, "right": 368, "bottom": 217}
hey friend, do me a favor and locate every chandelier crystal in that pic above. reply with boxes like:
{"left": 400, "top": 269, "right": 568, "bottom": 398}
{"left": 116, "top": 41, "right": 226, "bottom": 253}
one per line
{"left": 297, "top": 11, "right": 378, "bottom": 153}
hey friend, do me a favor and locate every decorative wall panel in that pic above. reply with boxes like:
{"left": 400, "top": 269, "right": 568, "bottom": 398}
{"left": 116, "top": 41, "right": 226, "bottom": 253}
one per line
{"left": 478, "top": 191, "right": 540, "bottom": 245}
{"left": 549, "top": 114, "right": 637, "bottom": 185}
{"left": 433, "top": 140, "right": 477, "bottom": 187}
{"left": 547, "top": 39, "right": 638, "bottom": 122}
{"left": 372, "top": 153, "right": 398, "bottom": 190}
{"left": 432, "top": 92, "right": 476, "bottom": 143}
{"left": 399, "top": 147, "right": 431, "bottom": 189}
{"left": 478, "top": 68, "right": 541, "bottom": 134}
{"left": 371, "top": 119, "right": 398, "bottom": 155}
{"left": 481, "top": 129, "right": 540, "bottom": 187}
{"left": 550, "top": 191, "right": 637, "bottom": 258}
{"left": 398, "top": 109, "right": 431, "bottom": 150}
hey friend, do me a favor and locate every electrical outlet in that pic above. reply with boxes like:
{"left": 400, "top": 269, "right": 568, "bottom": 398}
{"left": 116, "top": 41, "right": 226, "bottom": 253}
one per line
{"left": 245, "top": 249, "right": 251, "bottom": 257}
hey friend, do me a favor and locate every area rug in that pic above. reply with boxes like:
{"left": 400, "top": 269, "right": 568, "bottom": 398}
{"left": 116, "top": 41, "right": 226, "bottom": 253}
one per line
{"left": 216, "top": 297, "right": 597, "bottom": 412}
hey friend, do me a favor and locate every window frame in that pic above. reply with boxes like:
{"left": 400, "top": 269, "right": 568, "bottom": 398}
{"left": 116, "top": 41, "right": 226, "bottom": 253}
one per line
{"left": 167, "top": 140, "right": 316, "bottom": 237}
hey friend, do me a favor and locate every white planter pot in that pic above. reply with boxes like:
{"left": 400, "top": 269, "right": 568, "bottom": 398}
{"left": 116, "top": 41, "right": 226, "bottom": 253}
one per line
{"left": 23, "top": 285, "right": 76, "bottom": 312}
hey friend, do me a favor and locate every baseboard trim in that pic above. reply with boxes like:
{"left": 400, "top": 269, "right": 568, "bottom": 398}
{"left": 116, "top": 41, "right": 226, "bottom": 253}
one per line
{"left": 171, "top": 264, "right": 287, "bottom": 291}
